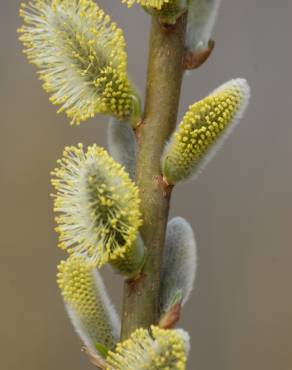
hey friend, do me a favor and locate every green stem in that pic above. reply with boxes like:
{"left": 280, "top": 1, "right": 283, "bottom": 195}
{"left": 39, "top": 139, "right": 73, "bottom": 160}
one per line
{"left": 121, "top": 14, "right": 187, "bottom": 339}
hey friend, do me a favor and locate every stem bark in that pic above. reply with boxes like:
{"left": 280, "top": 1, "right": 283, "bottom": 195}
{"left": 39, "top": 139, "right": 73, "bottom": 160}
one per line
{"left": 121, "top": 14, "right": 187, "bottom": 339}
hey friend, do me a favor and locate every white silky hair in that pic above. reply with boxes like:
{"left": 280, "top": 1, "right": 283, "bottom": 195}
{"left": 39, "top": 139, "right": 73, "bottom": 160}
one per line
{"left": 107, "top": 117, "right": 136, "bottom": 180}
{"left": 186, "top": 0, "right": 221, "bottom": 52}
{"left": 160, "top": 217, "right": 197, "bottom": 314}
{"left": 176, "top": 328, "right": 191, "bottom": 356}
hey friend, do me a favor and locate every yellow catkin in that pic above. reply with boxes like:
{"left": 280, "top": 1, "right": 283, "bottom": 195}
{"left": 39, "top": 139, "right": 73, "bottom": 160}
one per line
{"left": 18, "top": 0, "right": 140, "bottom": 125}
{"left": 106, "top": 326, "right": 189, "bottom": 370}
{"left": 51, "top": 144, "right": 143, "bottom": 268}
{"left": 57, "top": 255, "right": 119, "bottom": 351}
{"left": 162, "top": 78, "right": 250, "bottom": 184}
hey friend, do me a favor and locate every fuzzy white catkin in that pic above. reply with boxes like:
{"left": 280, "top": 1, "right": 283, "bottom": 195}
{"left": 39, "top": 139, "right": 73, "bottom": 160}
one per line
{"left": 186, "top": 0, "right": 221, "bottom": 52}
{"left": 107, "top": 118, "right": 136, "bottom": 180}
{"left": 160, "top": 217, "right": 197, "bottom": 314}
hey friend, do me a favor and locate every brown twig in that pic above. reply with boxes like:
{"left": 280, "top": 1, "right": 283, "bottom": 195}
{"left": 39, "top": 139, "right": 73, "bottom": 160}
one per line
{"left": 120, "top": 14, "right": 187, "bottom": 339}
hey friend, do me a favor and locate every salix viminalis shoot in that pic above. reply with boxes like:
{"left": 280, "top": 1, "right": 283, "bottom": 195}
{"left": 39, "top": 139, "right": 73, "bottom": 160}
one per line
{"left": 19, "top": 0, "right": 251, "bottom": 368}
{"left": 18, "top": 0, "right": 141, "bottom": 126}
{"left": 162, "top": 79, "right": 250, "bottom": 185}
{"left": 57, "top": 255, "right": 120, "bottom": 354}
{"left": 51, "top": 144, "right": 145, "bottom": 276}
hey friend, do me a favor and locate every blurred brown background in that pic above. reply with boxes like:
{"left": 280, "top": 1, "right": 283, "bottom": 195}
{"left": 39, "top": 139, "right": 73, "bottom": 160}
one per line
{"left": 1, "top": 0, "right": 292, "bottom": 369}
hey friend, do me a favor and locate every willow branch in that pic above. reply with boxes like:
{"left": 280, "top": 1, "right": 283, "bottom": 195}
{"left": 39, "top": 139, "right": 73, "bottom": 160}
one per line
{"left": 121, "top": 14, "right": 187, "bottom": 339}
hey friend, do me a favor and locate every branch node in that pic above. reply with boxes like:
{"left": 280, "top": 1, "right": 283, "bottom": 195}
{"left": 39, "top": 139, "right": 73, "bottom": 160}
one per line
{"left": 154, "top": 175, "right": 174, "bottom": 198}
{"left": 126, "top": 272, "right": 146, "bottom": 297}
{"left": 134, "top": 119, "right": 146, "bottom": 140}
{"left": 159, "top": 22, "right": 176, "bottom": 33}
